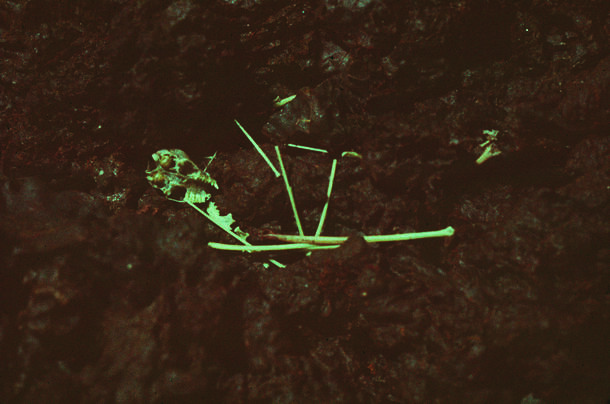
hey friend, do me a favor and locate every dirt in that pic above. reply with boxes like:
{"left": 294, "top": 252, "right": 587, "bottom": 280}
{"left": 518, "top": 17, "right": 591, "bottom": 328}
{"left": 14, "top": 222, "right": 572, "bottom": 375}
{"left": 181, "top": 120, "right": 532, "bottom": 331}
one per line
{"left": 1, "top": 0, "right": 609, "bottom": 402}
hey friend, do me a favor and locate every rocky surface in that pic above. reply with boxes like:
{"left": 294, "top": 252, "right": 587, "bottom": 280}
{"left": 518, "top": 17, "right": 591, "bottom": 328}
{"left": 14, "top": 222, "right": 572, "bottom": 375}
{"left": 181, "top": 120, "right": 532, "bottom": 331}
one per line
{"left": 1, "top": 0, "right": 608, "bottom": 402}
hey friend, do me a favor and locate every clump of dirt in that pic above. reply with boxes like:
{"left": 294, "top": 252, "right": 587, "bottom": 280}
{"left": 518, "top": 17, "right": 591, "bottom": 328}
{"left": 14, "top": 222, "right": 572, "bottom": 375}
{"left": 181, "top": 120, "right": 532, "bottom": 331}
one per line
{"left": 1, "top": 0, "right": 608, "bottom": 402}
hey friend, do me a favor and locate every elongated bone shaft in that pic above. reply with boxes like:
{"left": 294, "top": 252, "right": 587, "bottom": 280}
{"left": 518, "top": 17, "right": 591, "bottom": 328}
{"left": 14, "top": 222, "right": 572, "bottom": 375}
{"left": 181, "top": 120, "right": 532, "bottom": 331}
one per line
{"left": 275, "top": 146, "right": 304, "bottom": 236}
{"left": 208, "top": 242, "right": 340, "bottom": 252}
{"left": 208, "top": 226, "right": 455, "bottom": 252}
{"left": 315, "top": 158, "right": 337, "bottom": 237}
{"left": 235, "top": 120, "right": 280, "bottom": 177}
{"left": 268, "top": 226, "right": 455, "bottom": 245}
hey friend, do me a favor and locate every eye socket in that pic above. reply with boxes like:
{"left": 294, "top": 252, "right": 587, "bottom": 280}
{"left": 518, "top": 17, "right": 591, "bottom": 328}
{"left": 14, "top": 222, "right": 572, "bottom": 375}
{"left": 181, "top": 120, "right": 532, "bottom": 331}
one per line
{"left": 178, "top": 160, "right": 196, "bottom": 175}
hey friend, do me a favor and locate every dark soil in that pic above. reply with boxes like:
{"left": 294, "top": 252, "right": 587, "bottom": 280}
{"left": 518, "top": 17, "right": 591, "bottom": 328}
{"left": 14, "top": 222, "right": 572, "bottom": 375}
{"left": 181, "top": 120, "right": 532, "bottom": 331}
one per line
{"left": 1, "top": 0, "right": 609, "bottom": 403}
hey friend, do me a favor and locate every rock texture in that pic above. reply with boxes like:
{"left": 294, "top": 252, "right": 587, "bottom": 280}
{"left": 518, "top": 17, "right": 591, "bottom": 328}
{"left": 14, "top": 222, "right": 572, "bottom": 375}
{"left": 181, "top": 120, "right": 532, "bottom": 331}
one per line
{"left": 1, "top": 0, "right": 608, "bottom": 402}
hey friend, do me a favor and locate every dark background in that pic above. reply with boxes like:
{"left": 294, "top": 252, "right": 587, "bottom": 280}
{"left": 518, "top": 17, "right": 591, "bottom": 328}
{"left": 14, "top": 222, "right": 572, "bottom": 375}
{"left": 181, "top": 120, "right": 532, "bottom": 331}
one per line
{"left": 1, "top": 0, "right": 608, "bottom": 402}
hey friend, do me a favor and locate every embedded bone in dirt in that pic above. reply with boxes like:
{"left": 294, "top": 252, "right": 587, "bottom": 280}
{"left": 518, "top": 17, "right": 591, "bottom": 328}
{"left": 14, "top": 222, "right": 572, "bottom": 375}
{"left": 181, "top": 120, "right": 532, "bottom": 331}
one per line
{"left": 145, "top": 149, "right": 218, "bottom": 203}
